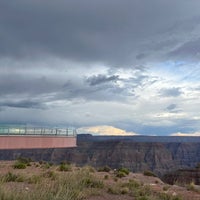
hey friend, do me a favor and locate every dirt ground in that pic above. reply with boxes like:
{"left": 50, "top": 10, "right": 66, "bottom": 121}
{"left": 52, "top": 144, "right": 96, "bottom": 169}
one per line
{"left": 88, "top": 172, "right": 200, "bottom": 200}
{"left": 0, "top": 161, "right": 200, "bottom": 200}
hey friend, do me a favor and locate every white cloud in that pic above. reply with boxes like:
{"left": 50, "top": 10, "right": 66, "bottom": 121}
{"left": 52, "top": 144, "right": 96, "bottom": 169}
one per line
{"left": 77, "top": 125, "right": 138, "bottom": 136}
{"left": 171, "top": 132, "right": 200, "bottom": 136}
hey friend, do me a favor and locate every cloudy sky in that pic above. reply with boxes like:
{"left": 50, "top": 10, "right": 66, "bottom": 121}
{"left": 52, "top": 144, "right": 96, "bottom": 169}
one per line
{"left": 1, "top": 0, "right": 200, "bottom": 136}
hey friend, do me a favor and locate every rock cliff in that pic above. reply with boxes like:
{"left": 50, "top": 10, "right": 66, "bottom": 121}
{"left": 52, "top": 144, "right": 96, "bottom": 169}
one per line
{"left": 1, "top": 135, "right": 200, "bottom": 176}
{"left": 163, "top": 168, "right": 200, "bottom": 185}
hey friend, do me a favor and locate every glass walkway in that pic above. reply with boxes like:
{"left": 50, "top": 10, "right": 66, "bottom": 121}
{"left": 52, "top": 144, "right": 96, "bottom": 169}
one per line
{"left": 0, "top": 125, "right": 77, "bottom": 149}
{"left": 0, "top": 125, "right": 76, "bottom": 137}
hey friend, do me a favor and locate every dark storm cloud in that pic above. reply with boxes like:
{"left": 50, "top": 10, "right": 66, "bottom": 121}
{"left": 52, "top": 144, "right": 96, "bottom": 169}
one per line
{"left": 0, "top": 100, "right": 44, "bottom": 109}
{"left": 166, "top": 104, "right": 177, "bottom": 111}
{"left": 160, "top": 88, "right": 182, "bottom": 97}
{"left": 0, "top": 73, "right": 62, "bottom": 96}
{"left": 0, "top": 69, "right": 128, "bottom": 108}
{"left": 168, "top": 38, "right": 200, "bottom": 61}
{"left": 86, "top": 74, "right": 119, "bottom": 86}
{"left": 1, "top": 0, "right": 200, "bottom": 65}
{"left": 62, "top": 68, "right": 151, "bottom": 101}
{"left": 62, "top": 78, "right": 126, "bottom": 102}
{"left": 166, "top": 104, "right": 181, "bottom": 113}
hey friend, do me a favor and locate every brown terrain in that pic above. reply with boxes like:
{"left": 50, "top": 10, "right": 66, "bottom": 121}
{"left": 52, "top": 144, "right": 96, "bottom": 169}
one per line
{"left": 0, "top": 160, "right": 200, "bottom": 200}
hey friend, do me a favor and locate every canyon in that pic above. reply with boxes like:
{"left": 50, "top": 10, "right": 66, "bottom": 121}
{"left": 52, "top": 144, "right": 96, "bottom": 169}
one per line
{"left": 1, "top": 134, "right": 200, "bottom": 178}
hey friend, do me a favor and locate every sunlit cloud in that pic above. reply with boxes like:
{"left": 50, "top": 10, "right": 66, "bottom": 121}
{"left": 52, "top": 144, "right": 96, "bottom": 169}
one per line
{"left": 171, "top": 132, "right": 200, "bottom": 136}
{"left": 77, "top": 126, "right": 138, "bottom": 136}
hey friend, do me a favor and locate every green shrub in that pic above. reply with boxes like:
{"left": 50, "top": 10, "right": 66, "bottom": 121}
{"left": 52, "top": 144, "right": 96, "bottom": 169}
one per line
{"left": 3, "top": 172, "right": 26, "bottom": 182}
{"left": 39, "top": 160, "right": 45, "bottom": 165}
{"left": 143, "top": 170, "right": 157, "bottom": 177}
{"left": 107, "top": 187, "right": 120, "bottom": 195}
{"left": 81, "top": 177, "right": 104, "bottom": 188}
{"left": 42, "top": 170, "right": 57, "bottom": 180}
{"left": 186, "top": 181, "right": 199, "bottom": 192}
{"left": 4, "top": 172, "right": 18, "bottom": 182}
{"left": 12, "top": 157, "right": 32, "bottom": 169}
{"left": 137, "top": 197, "right": 149, "bottom": 200}
{"left": 118, "top": 167, "right": 130, "bottom": 175}
{"left": 83, "top": 165, "right": 96, "bottom": 173}
{"left": 43, "top": 163, "right": 51, "bottom": 169}
{"left": 104, "top": 175, "right": 109, "bottom": 180}
{"left": 13, "top": 161, "right": 26, "bottom": 169}
{"left": 158, "top": 192, "right": 182, "bottom": 200}
{"left": 163, "top": 185, "right": 170, "bottom": 191}
{"left": 116, "top": 171, "right": 127, "bottom": 178}
{"left": 122, "top": 179, "right": 140, "bottom": 189}
{"left": 17, "top": 157, "right": 32, "bottom": 165}
{"left": 17, "top": 157, "right": 31, "bottom": 163}
{"left": 28, "top": 175, "right": 42, "bottom": 184}
{"left": 113, "top": 177, "right": 118, "bottom": 182}
{"left": 98, "top": 166, "right": 111, "bottom": 172}
{"left": 115, "top": 167, "right": 130, "bottom": 178}
{"left": 120, "top": 187, "right": 129, "bottom": 194}
{"left": 59, "top": 163, "right": 72, "bottom": 171}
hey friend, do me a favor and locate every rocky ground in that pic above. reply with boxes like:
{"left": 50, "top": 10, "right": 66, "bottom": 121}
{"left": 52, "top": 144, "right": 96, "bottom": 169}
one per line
{"left": 88, "top": 172, "right": 200, "bottom": 200}
{"left": 0, "top": 160, "right": 200, "bottom": 200}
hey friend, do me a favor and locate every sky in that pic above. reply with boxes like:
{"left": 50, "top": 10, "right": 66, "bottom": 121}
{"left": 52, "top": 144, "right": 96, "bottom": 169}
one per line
{"left": 1, "top": 0, "right": 200, "bottom": 136}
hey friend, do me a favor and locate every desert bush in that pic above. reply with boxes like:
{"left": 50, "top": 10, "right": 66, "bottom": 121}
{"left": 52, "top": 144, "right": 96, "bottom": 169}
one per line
{"left": 120, "top": 187, "right": 129, "bottom": 194}
{"left": 42, "top": 170, "right": 57, "bottom": 180}
{"left": 113, "top": 177, "right": 118, "bottom": 182}
{"left": 107, "top": 186, "right": 120, "bottom": 195}
{"left": 42, "top": 162, "right": 52, "bottom": 169}
{"left": 186, "top": 181, "right": 200, "bottom": 193}
{"left": 104, "top": 175, "right": 109, "bottom": 180}
{"left": 98, "top": 166, "right": 111, "bottom": 172}
{"left": 39, "top": 160, "right": 45, "bottom": 165}
{"left": 2, "top": 172, "right": 26, "bottom": 182}
{"left": 116, "top": 171, "right": 127, "bottom": 178}
{"left": 13, "top": 161, "right": 26, "bottom": 169}
{"left": 3, "top": 172, "right": 18, "bottom": 182}
{"left": 118, "top": 167, "right": 130, "bottom": 175}
{"left": 58, "top": 163, "right": 72, "bottom": 172}
{"left": 28, "top": 175, "right": 42, "bottom": 184}
{"left": 122, "top": 179, "right": 140, "bottom": 189}
{"left": 17, "top": 157, "right": 32, "bottom": 164}
{"left": 136, "top": 197, "right": 148, "bottom": 200}
{"left": 158, "top": 192, "right": 182, "bottom": 200}
{"left": 12, "top": 157, "right": 32, "bottom": 169}
{"left": 81, "top": 176, "right": 104, "bottom": 188}
{"left": 82, "top": 165, "right": 96, "bottom": 173}
{"left": 163, "top": 185, "right": 170, "bottom": 191}
{"left": 115, "top": 167, "right": 130, "bottom": 178}
{"left": 143, "top": 170, "right": 157, "bottom": 177}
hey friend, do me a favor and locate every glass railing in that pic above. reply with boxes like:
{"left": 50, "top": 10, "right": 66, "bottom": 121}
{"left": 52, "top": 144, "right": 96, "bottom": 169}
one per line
{"left": 0, "top": 126, "right": 76, "bottom": 137}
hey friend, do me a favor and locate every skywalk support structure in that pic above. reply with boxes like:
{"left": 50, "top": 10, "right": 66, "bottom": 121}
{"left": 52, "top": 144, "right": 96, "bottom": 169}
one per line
{"left": 0, "top": 126, "right": 77, "bottom": 149}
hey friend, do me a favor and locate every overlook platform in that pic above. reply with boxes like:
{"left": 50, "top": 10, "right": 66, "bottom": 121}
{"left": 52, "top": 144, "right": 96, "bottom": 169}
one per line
{"left": 0, "top": 126, "right": 77, "bottom": 149}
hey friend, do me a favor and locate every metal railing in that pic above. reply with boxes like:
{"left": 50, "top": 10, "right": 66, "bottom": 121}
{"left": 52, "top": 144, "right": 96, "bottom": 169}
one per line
{"left": 0, "top": 126, "right": 77, "bottom": 137}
